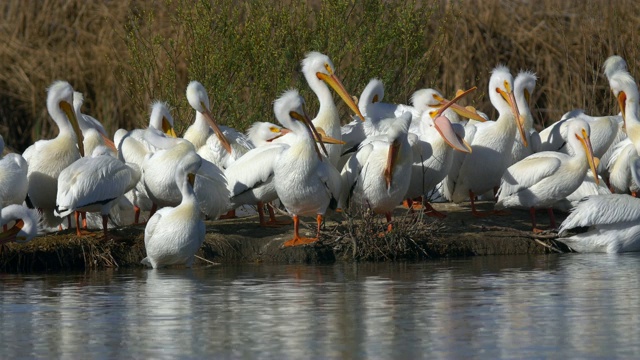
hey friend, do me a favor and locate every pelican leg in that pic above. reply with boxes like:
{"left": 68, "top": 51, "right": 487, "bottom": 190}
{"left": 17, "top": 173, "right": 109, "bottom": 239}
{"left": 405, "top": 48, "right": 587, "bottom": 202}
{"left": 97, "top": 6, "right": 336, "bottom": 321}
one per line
{"left": 422, "top": 199, "right": 447, "bottom": 218}
{"left": 547, "top": 208, "right": 557, "bottom": 230}
{"left": 386, "top": 212, "right": 393, "bottom": 232}
{"left": 81, "top": 212, "right": 87, "bottom": 229}
{"left": 134, "top": 205, "right": 141, "bottom": 224}
{"left": 530, "top": 207, "right": 545, "bottom": 234}
{"left": 219, "top": 209, "right": 237, "bottom": 220}
{"left": 282, "top": 215, "right": 318, "bottom": 247}
{"left": 149, "top": 203, "right": 158, "bottom": 218}
{"left": 102, "top": 214, "right": 109, "bottom": 239}
{"left": 260, "top": 202, "right": 291, "bottom": 227}
{"left": 470, "top": 190, "right": 489, "bottom": 217}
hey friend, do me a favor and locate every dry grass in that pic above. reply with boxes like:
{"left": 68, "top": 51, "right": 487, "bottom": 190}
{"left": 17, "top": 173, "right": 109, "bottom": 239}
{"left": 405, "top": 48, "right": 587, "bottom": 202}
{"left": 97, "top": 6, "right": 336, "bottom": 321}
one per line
{"left": 1, "top": 0, "right": 639, "bottom": 153}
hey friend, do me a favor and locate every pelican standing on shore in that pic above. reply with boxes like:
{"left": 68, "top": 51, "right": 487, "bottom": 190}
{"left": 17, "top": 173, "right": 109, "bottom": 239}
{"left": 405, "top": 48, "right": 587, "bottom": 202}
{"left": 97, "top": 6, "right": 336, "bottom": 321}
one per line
{"left": 22, "top": 81, "right": 85, "bottom": 228}
{"left": 496, "top": 119, "right": 598, "bottom": 232}
{"left": 55, "top": 146, "right": 140, "bottom": 238}
{"left": 445, "top": 66, "right": 527, "bottom": 215}
{"left": 340, "top": 112, "right": 413, "bottom": 230}
{"left": 272, "top": 89, "right": 342, "bottom": 247}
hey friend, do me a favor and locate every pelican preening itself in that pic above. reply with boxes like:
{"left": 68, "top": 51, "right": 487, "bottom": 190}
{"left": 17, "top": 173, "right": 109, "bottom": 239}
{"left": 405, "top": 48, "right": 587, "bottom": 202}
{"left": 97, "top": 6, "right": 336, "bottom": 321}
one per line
{"left": 0, "top": 205, "right": 39, "bottom": 245}
{"left": 55, "top": 146, "right": 140, "bottom": 238}
{"left": 11, "top": 52, "right": 640, "bottom": 260}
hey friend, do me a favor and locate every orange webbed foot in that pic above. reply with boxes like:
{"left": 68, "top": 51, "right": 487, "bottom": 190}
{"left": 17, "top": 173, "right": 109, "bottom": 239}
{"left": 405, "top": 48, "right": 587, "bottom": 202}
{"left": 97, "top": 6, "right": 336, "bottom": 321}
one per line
{"left": 282, "top": 237, "right": 318, "bottom": 247}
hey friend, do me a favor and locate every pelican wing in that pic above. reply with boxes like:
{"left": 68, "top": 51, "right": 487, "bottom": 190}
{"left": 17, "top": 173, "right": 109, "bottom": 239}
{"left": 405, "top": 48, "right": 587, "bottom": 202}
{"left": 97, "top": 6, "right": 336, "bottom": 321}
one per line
{"left": 340, "top": 143, "right": 373, "bottom": 208}
{"left": 443, "top": 123, "right": 477, "bottom": 200}
{"left": 317, "top": 160, "right": 342, "bottom": 210}
{"left": 559, "top": 194, "right": 640, "bottom": 235}
{"left": 498, "top": 154, "right": 562, "bottom": 198}
{"left": 56, "top": 156, "right": 133, "bottom": 217}
{"left": 194, "top": 159, "right": 230, "bottom": 218}
{"left": 225, "top": 144, "right": 286, "bottom": 199}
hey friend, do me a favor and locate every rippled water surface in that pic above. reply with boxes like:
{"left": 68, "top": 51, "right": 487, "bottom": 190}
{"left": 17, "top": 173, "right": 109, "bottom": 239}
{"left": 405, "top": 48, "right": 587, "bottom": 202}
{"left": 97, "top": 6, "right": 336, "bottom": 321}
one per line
{"left": 1, "top": 254, "right": 640, "bottom": 359}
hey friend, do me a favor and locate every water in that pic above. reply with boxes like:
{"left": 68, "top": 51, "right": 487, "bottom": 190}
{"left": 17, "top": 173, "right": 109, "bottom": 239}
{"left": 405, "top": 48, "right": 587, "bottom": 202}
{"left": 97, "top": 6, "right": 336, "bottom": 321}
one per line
{"left": 1, "top": 254, "right": 639, "bottom": 359}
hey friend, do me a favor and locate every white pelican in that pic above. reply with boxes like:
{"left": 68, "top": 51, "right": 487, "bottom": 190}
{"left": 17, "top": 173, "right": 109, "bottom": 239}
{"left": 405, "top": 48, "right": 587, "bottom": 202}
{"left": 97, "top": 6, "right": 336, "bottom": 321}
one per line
{"left": 0, "top": 136, "right": 28, "bottom": 209}
{"left": 141, "top": 129, "right": 229, "bottom": 219}
{"left": 22, "top": 80, "right": 85, "bottom": 228}
{"left": 340, "top": 112, "right": 413, "bottom": 230}
{"left": 445, "top": 66, "right": 527, "bottom": 215}
{"left": 117, "top": 101, "right": 178, "bottom": 222}
{"left": 606, "top": 71, "right": 640, "bottom": 195}
{"left": 0, "top": 204, "right": 39, "bottom": 245}
{"left": 270, "top": 89, "right": 341, "bottom": 247}
{"left": 55, "top": 146, "right": 140, "bottom": 238}
{"left": 141, "top": 151, "right": 205, "bottom": 268}
{"left": 558, "top": 152, "right": 640, "bottom": 253}
{"left": 225, "top": 94, "right": 343, "bottom": 227}
{"left": 403, "top": 88, "right": 475, "bottom": 216}
{"left": 298, "top": 52, "right": 364, "bottom": 166}
{"left": 495, "top": 119, "right": 598, "bottom": 232}
{"left": 184, "top": 80, "right": 244, "bottom": 169}
{"left": 511, "top": 70, "right": 540, "bottom": 163}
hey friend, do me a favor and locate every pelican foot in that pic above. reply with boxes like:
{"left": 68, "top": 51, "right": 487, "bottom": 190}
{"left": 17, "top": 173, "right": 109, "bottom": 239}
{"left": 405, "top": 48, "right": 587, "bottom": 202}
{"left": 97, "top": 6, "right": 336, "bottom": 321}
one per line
{"left": 283, "top": 237, "right": 318, "bottom": 247}
{"left": 260, "top": 219, "right": 293, "bottom": 228}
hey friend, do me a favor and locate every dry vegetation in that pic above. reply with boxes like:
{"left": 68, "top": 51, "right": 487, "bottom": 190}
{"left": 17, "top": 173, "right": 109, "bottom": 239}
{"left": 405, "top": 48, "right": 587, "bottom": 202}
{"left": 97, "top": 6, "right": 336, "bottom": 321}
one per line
{"left": 1, "top": 0, "right": 639, "bottom": 153}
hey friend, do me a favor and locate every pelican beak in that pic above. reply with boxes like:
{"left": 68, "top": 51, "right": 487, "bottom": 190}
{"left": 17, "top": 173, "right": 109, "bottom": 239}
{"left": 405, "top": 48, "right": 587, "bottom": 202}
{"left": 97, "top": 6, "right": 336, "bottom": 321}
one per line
{"left": 497, "top": 82, "right": 528, "bottom": 147}
{"left": 434, "top": 115, "right": 472, "bottom": 153}
{"left": 317, "top": 70, "right": 365, "bottom": 121}
{"left": 384, "top": 138, "right": 401, "bottom": 189}
{"left": 432, "top": 87, "right": 486, "bottom": 122}
{"left": 314, "top": 127, "right": 346, "bottom": 145}
{"left": 101, "top": 134, "right": 117, "bottom": 153}
{"left": 59, "top": 101, "right": 85, "bottom": 157}
{"left": 187, "top": 173, "right": 196, "bottom": 187}
{"left": 265, "top": 128, "right": 292, "bottom": 142}
{"left": 576, "top": 129, "right": 599, "bottom": 185}
{"left": 161, "top": 116, "right": 177, "bottom": 138}
{"left": 0, "top": 219, "right": 24, "bottom": 245}
{"left": 290, "top": 110, "right": 325, "bottom": 161}
{"left": 200, "top": 102, "right": 233, "bottom": 155}
{"left": 617, "top": 91, "right": 627, "bottom": 129}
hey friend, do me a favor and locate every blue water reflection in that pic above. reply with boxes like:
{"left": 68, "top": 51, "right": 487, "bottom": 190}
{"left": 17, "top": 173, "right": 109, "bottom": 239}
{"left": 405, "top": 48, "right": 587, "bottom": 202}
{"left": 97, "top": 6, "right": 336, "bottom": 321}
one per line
{"left": 1, "top": 254, "right": 639, "bottom": 359}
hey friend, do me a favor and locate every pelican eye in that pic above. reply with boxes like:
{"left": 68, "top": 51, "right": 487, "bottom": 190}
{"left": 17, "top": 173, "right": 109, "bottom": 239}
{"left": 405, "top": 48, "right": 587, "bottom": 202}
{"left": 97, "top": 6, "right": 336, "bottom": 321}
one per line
{"left": 269, "top": 127, "right": 280, "bottom": 133}
{"left": 324, "top": 63, "right": 333, "bottom": 74}
{"left": 503, "top": 80, "right": 511, "bottom": 93}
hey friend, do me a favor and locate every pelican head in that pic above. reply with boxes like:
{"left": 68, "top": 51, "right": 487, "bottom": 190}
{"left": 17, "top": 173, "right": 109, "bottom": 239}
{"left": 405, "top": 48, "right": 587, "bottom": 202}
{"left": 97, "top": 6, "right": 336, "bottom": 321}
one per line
{"left": 609, "top": 71, "right": 639, "bottom": 128}
{"left": 246, "top": 121, "right": 288, "bottom": 147}
{"left": 603, "top": 55, "right": 628, "bottom": 81}
{"left": 358, "top": 78, "right": 385, "bottom": 115}
{"left": 274, "top": 89, "right": 328, "bottom": 160}
{"left": 489, "top": 65, "right": 527, "bottom": 146}
{"left": 568, "top": 119, "right": 599, "bottom": 185}
{"left": 47, "top": 80, "right": 85, "bottom": 156}
{"left": 149, "top": 101, "right": 177, "bottom": 138}
{"left": 185, "top": 80, "right": 232, "bottom": 154}
{"left": 301, "top": 51, "right": 364, "bottom": 121}
{"left": 514, "top": 70, "right": 537, "bottom": 106}
{"left": 416, "top": 88, "right": 486, "bottom": 122}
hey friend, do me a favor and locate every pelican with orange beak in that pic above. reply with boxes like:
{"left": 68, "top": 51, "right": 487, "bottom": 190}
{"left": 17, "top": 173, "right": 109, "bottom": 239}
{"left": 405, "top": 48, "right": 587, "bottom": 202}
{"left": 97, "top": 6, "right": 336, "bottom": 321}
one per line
{"left": 496, "top": 118, "right": 598, "bottom": 233}
{"left": 297, "top": 52, "right": 364, "bottom": 167}
{"left": 22, "top": 80, "right": 86, "bottom": 228}
{"left": 444, "top": 66, "right": 528, "bottom": 216}
{"left": 405, "top": 88, "right": 475, "bottom": 217}
{"left": 272, "top": 89, "right": 342, "bottom": 247}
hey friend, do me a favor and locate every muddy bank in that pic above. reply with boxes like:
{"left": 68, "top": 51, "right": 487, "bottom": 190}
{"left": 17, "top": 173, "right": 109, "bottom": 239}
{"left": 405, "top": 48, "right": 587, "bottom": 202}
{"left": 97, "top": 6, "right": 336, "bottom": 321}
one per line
{"left": 0, "top": 201, "right": 569, "bottom": 272}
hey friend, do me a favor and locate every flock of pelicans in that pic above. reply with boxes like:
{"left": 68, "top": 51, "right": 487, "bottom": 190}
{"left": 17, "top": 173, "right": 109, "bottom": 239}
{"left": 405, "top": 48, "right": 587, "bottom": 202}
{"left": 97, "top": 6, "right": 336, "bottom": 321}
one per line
{"left": 1, "top": 52, "right": 640, "bottom": 268}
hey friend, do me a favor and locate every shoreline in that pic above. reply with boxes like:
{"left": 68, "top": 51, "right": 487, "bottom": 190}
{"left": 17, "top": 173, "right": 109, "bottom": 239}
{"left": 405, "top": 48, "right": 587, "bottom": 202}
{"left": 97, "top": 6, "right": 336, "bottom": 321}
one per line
{"left": 0, "top": 201, "right": 570, "bottom": 272}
